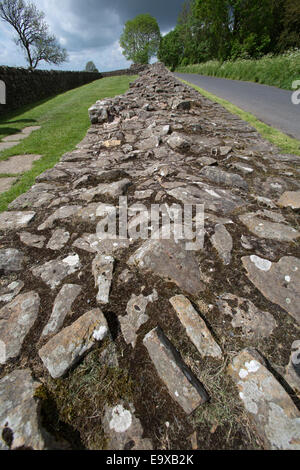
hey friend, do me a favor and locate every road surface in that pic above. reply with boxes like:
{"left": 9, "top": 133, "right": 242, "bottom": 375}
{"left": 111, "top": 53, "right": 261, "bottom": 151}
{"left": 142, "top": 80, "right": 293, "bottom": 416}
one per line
{"left": 175, "top": 73, "right": 300, "bottom": 140}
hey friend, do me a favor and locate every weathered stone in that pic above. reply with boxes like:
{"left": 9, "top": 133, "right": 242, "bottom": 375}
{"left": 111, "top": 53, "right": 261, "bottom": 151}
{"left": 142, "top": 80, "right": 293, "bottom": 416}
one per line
{"left": 42, "top": 284, "right": 82, "bottom": 336}
{"left": 103, "top": 403, "right": 153, "bottom": 450}
{"left": 92, "top": 254, "right": 114, "bottom": 304}
{"left": 278, "top": 191, "right": 300, "bottom": 210}
{"left": 242, "top": 256, "right": 300, "bottom": 324}
{"left": 200, "top": 166, "right": 248, "bottom": 190}
{"left": 19, "top": 232, "right": 45, "bottom": 249}
{"left": 46, "top": 228, "right": 70, "bottom": 251}
{"left": 217, "top": 293, "right": 277, "bottom": 339}
{"left": 211, "top": 224, "right": 233, "bottom": 265}
{"left": 134, "top": 190, "right": 154, "bottom": 200}
{"left": 120, "top": 290, "right": 158, "bottom": 348}
{"left": 0, "top": 211, "right": 35, "bottom": 231}
{"left": 38, "top": 205, "right": 82, "bottom": 231}
{"left": 228, "top": 349, "right": 300, "bottom": 450}
{"left": 128, "top": 238, "right": 204, "bottom": 296}
{"left": 0, "top": 249, "right": 24, "bottom": 272}
{"left": 0, "top": 280, "right": 24, "bottom": 303}
{"left": 79, "top": 179, "right": 131, "bottom": 202}
{"left": 170, "top": 295, "right": 222, "bottom": 358}
{"left": 36, "top": 168, "right": 67, "bottom": 182}
{"left": 39, "top": 308, "right": 108, "bottom": 378}
{"left": 167, "top": 184, "right": 245, "bottom": 215}
{"left": 143, "top": 327, "right": 209, "bottom": 414}
{"left": 230, "top": 162, "right": 254, "bottom": 175}
{"left": 136, "top": 136, "right": 160, "bottom": 151}
{"left": 101, "top": 139, "right": 121, "bottom": 148}
{"left": 167, "top": 133, "right": 190, "bottom": 151}
{"left": 0, "top": 292, "right": 40, "bottom": 363}
{"left": 239, "top": 213, "right": 300, "bottom": 241}
{"left": 8, "top": 190, "right": 54, "bottom": 210}
{"left": 0, "top": 369, "right": 46, "bottom": 450}
{"left": 285, "top": 340, "right": 300, "bottom": 395}
{"left": 219, "top": 146, "right": 232, "bottom": 156}
{"left": 31, "top": 254, "right": 81, "bottom": 290}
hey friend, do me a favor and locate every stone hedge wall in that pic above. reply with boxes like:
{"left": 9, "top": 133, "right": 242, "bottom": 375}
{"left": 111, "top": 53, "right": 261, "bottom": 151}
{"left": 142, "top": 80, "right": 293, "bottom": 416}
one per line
{"left": 0, "top": 67, "right": 102, "bottom": 116}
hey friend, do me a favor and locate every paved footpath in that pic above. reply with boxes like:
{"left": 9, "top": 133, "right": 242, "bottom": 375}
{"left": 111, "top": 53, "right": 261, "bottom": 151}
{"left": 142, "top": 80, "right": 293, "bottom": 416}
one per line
{"left": 175, "top": 73, "right": 300, "bottom": 140}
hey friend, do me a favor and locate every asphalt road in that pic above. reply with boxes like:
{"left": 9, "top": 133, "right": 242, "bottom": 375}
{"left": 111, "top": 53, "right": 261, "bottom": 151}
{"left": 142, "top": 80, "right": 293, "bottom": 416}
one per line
{"left": 175, "top": 73, "right": 300, "bottom": 140}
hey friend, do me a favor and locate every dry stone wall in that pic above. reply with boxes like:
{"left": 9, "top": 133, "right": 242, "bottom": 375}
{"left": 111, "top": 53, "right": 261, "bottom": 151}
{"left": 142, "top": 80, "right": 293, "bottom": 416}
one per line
{"left": 0, "top": 63, "right": 299, "bottom": 450}
{"left": 0, "top": 66, "right": 101, "bottom": 115}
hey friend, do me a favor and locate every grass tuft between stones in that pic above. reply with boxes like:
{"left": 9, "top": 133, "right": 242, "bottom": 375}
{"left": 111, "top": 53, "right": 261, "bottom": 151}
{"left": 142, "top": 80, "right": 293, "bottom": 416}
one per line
{"left": 35, "top": 346, "right": 133, "bottom": 450}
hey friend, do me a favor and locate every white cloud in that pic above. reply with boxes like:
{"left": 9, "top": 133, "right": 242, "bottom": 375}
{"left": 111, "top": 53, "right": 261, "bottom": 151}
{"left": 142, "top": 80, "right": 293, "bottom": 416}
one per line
{"left": 0, "top": 0, "right": 182, "bottom": 71}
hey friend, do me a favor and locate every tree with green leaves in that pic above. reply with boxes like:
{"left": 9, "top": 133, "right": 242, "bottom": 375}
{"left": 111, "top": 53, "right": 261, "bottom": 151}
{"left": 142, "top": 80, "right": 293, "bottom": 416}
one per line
{"left": 158, "top": 29, "right": 183, "bottom": 70}
{"left": 120, "top": 13, "right": 161, "bottom": 64}
{"left": 278, "top": 0, "right": 300, "bottom": 51}
{"left": 85, "top": 61, "right": 99, "bottom": 73}
{"left": 0, "top": 0, "right": 67, "bottom": 69}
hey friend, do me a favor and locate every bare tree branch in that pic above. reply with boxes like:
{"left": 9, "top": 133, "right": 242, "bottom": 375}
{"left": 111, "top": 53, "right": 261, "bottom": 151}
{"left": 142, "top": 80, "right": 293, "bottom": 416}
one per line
{"left": 0, "top": 0, "right": 68, "bottom": 69}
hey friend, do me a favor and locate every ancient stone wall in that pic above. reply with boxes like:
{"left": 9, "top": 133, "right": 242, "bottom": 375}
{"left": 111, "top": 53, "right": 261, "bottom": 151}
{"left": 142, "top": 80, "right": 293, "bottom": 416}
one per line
{"left": 101, "top": 63, "right": 149, "bottom": 78}
{"left": 0, "top": 63, "right": 299, "bottom": 451}
{"left": 0, "top": 66, "right": 102, "bottom": 115}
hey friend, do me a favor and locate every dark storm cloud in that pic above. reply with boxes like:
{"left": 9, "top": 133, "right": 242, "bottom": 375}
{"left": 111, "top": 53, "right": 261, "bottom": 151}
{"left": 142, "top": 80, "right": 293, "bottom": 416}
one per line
{"left": 71, "top": 0, "right": 184, "bottom": 32}
{"left": 1, "top": 0, "right": 185, "bottom": 70}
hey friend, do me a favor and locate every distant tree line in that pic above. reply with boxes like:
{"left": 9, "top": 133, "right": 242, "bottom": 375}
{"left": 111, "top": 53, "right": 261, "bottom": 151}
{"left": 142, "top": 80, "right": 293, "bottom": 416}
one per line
{"left": 158, "top": 0, "right": 300, "bottom": 69}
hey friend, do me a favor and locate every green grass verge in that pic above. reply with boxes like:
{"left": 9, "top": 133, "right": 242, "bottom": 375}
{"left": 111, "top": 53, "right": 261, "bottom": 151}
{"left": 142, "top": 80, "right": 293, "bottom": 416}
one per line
{"left": 0, "top": 75, "right": 136, "bottom": 212}
{"left": 176, "top": 50, "right": 300, "bottom": 91}
{"left": 180, "top": 78, "right": 300, "bottom": 156}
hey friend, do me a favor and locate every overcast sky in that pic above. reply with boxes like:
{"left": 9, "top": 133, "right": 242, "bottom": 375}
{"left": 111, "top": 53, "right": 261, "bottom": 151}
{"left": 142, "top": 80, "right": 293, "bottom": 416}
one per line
{"left": 0, "top": 0, "right": 184, "bottom": 71}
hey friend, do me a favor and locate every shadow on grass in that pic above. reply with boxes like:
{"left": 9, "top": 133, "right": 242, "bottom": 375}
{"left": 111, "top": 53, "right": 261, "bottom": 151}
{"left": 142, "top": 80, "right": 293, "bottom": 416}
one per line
{"left": 0, "top": 127, "right": 22, "bottom": 136}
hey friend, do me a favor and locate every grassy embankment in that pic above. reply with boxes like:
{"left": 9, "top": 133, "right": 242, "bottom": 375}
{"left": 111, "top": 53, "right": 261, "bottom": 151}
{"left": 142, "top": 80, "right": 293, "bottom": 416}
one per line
{"left": 176, "top": 49, "right": 300, "bottom": 91}
{"left": 0, "top": 75, "right": 136, "bottom": 212}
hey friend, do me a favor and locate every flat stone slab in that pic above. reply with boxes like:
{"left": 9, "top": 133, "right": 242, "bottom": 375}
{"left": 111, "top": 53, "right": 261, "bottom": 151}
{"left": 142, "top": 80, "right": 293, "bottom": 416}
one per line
{"left": 228, "top": 349, "right": 300, "bottom": 450}
{"left": 19, "top": 231, "right": 46, "bottom": 249}
{"left": 8, "top": 188, "right": 54, "bottom": 210}
{"left": 0, "top": 369, "right": 46, "bottom": 450}
{"left": 0, "top": 292, "right": 40, "bottom": 363}
{"left": 2, "top": 133, "right": 29, "bottom": 142}
{"left": 0, "top": 211, "right": 35, "bottom": 231}
{"left": 0, "top": 248, "right": 24, "bottom": 272}
{"left": 0, "top": 141, "right": 19, "bottom": 151}
{"left": 38, "top": 205, "right": 82, "bottom": 231}
{"left": 200, "top": 166, "right": 248, "bottom": 190}
{"left": 79, "top": 179, "right": 131, "bottom": 202}
{"left": 0, "top": 177, "right": 17, "bottom": 193}
{"left": 39, "top": 308, "right": 108, "bottom": 378}
{"left": 73, "top": 234, "right": 130, "bottom": 254}
{"left": 242, "top": 256, "right": 300, "bottom": 325}
{"left": 0, "top": 155, "right": 42, "bottom": 174}
{"left": 278, "top": 191, "right": 300, "bottom": 210}
{"left": 217, "top": 293, "right": 277, "bottom": 339}
{"left": 21, "top": 126, "right": 41, "bottom": 134}
{"left": 143, "top": 327, "right": 209, "bottom": 414}
{"left": 128, "top": 238, "right": 204, "bottom": 296}
{"left": 47, "top": 228, "right": 70, "bottom": 251}
{"left": 120, "top": 290, "right": 158, "bottom": 348}
{"left": 167, "top": 184, "right": 245, "bottom": 215}
{"left": 103, "top": 403, "right": 153, "bottom": 450}
{"left": 31, "top": 254, "right": 81, "bottom": 290}
{"left": 42, "top": 284, "right": 82, "bottom": 336}
{"left": 170, "top": 295, "right": 222, "bottom": 358}
{"left": 239, "top": 213, "right": 300, "bottom": 241}
{"left": 211, "top": 224, "right": 233, "bottom": 265}
{"left": 285, "top": 340, "right": 300, "bottom": 395}
{"left": 92, "top": 254, "right": 114, "bottom": 304}
{"left": 0, "top": 280, "right": 24, "bottom": 303}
